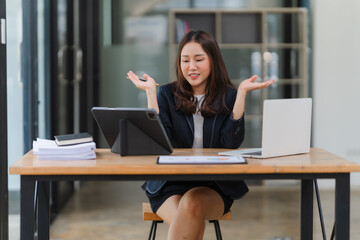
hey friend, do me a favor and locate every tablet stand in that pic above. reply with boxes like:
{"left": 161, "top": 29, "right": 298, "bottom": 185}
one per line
{"left": 111, "top": 119, "right": 171, "bottom": 156}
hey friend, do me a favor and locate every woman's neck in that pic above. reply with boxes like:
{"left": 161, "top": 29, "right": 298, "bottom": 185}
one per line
{"left": 192, "top": 86, "right": 206, "bottom": 95}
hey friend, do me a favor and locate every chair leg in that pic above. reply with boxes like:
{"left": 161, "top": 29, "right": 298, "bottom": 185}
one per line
{"left": 330, "top": 221, "right": 335, "bottom": 240}
{"left": 149, "top": 220, "right": 225, "bottom": 239}
{"left": 314, "top": 179, "right": 327, "bottom": 240}
{"left": 210, "top": 220, "right": 223, "bottom": 240}
{"left": 148, "top": 221, "right": 163, "bottom": 240}
{"left": 152, "top": 221, "right": 159, "bottom": 240}
{"left": 148, "top": 221, "right": 156, "bottom": 240}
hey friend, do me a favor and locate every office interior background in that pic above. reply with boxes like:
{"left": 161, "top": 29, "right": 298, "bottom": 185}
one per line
{"left": 1, "top": 0, "right": 360, "bottom": 239}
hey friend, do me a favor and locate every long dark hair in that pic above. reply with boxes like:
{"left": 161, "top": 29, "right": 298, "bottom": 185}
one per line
{"left": 173, "top": 30, "right": 235, "bottom": 116}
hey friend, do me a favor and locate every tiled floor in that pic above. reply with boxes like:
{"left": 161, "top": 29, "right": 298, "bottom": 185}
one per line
{"left": 10, "top": 181, "right": 360, "bottom": 239}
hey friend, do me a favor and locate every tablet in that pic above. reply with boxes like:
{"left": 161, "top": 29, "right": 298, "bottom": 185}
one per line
{"left": 92, "top": 107, "right": 173, "bottom": 156}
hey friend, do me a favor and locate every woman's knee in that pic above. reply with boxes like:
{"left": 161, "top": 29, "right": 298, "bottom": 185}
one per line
{"left": 178, "top": 188, "right": 209, "bottom": 219}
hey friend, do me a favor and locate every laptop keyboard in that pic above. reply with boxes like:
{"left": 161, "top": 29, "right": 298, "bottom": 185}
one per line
{"left": 246, "top": 151, "right": 262, "bottom": 156}
{"left": 218, "top": 148, "right": 262, "bottom": 156}
{"left": 238, "top": 148, "right": 262, "bottom": 155}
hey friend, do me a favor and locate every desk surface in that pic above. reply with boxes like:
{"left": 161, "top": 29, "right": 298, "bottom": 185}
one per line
{"left": 9, "top": 148, "right": 360, "bottom": 175}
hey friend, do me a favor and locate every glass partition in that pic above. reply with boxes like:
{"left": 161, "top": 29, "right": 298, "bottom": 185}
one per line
{"left": 6, "top": 0, "right": 22, "bottom": 239}
{"left": 99, "top": 0, "right": 307, "bottom": 149}
{"left": 4, "top": 0, "right": 311, "bottom": 237}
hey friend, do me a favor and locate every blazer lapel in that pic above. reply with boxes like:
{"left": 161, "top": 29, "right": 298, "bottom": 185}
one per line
{"left": 203, "top": 115, "right": 216, "bottom": 148}
{"left": 185, "top": 114, "right": 194, "bottom": 139}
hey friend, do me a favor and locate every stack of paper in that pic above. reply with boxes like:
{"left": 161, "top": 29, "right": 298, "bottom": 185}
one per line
{"left": 33, "top": 138, "right": 96, "bottom": 160}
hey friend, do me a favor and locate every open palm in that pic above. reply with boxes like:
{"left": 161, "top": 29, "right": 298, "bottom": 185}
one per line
{"left": 239, "top": 75, "right": 274, "bottom": 93}
{"left": 127, "top": 71, "right": 157, "bottom": 91}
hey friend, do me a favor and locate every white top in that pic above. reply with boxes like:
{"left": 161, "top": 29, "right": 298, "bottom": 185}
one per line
{"left": 192, "top": 94, "right": 205, "bottom": 148}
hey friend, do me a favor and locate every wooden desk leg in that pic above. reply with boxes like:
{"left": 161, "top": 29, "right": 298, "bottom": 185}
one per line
{"left": 21, "top": 176, "right": 35, "bottom": 240}
{"left": 335, "top": 173, "right": 350, "bottom": 240}
{"left": 38, "top": 181, "right": 50, "bottom": 240}
{"left": 301, "top": 179, "right": 313, "bottom": 240}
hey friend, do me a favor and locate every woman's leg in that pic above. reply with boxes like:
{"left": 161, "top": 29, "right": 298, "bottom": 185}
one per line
{"left": 156, "top": 187, "right": 224, "bottom": 240}
{"left": 156, "top": 194, "right": 182, "bottom": 225}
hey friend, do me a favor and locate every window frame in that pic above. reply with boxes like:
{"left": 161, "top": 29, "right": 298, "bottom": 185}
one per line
{"left": 0, "top": 0, "right": 8, "bottom": 239}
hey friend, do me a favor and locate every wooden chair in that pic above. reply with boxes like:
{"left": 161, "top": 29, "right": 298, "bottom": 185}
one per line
{"left": 142, "top": 202, "right": 232, "bottom": 240}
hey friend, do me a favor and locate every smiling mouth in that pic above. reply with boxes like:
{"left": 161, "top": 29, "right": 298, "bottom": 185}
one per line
{"left": 189, "top": 73, "right": 200, "bottom": 78}
{"left": 188, "top": 74, "right": 199, "bottom": 80}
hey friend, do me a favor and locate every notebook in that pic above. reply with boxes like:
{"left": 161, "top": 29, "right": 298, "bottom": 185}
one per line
{"left": 219, "top": 98, "right": 312, "bottom": 158}
{"left": 54, "top": 132, "right": 93, "bottom": 146}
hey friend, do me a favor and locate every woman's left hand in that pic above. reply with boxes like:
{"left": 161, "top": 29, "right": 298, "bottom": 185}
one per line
{"left": 238, "top": 75, "right": 274, "bottom": 95}
{"left": 232, "top": 75, "right": 274, "bottom": 120}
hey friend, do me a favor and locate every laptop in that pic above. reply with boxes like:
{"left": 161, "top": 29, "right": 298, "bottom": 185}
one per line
{"left": 219, "top": 98, "right": 312, "bottom": 158}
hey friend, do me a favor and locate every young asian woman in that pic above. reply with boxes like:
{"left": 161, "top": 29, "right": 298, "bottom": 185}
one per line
{"left": 127, "top": 30, "right": 273, "bottom": 240}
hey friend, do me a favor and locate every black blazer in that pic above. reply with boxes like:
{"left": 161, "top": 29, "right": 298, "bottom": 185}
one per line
{"left": 143, "top": 83, "right": 248, "bottom": 199}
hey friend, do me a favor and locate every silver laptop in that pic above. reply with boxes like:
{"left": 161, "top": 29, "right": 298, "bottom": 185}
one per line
{"left": 219, "top": 98, "right": 312, "bottom": 158}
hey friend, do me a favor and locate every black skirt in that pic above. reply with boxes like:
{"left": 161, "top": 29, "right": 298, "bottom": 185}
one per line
{"left": 145, "top": 181, "right": 234, "bottom": 215}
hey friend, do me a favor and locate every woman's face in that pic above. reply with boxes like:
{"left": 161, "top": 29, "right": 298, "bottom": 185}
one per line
{"left": 180, "top": 42, "right": 211, "bottom": 95}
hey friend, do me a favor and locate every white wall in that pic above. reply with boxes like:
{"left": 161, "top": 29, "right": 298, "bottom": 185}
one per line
{"left": 313, "top": 0, "right": 360, "bottom": 186}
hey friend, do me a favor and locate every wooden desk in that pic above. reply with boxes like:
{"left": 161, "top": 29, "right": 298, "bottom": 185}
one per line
{"left": 9, "top": 148, "right": 360, "bottom": 240}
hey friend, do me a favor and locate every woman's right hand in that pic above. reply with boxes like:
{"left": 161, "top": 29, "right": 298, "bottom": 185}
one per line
{"left": 127, "top": 71, "right": 160, "bottom": 113}
{"left": 127, "top": 71, "right": 157, "bottom": 93}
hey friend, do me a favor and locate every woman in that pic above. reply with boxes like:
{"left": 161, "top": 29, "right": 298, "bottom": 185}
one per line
{"left": 127, "top": 30, "right": 273, "bottom": 240}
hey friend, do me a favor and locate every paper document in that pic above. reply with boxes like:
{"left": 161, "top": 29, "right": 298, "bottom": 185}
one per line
{"left": 157, "top": 156, "right": 246, "bottom": 164}
{"left": 33, "top": 138, "right": 96, "bottom": 160}
{"left": 35, "top": 152, "right": 96, "bottom": 160}
{"left": 33, "top": 138, "right": 95, "bottom": 155}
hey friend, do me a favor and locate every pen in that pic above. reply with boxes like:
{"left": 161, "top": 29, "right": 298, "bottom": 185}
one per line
{"left": 139, "top": 78, "right": 160, "bottom": 87}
